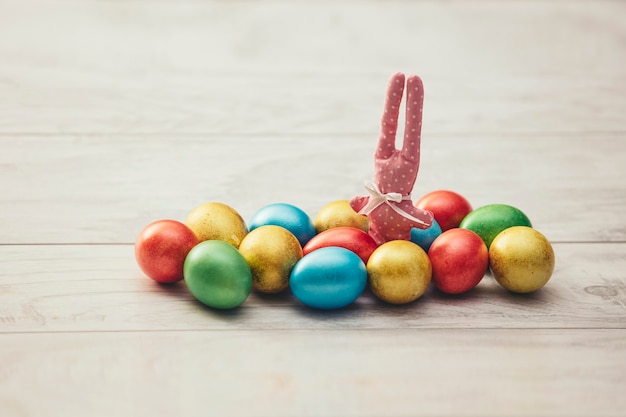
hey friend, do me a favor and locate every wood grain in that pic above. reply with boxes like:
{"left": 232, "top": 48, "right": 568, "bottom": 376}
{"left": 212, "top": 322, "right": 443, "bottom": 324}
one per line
{"left": 1, "top": 133, "right": 624, "bottom": 244}
{"left": 1, "top": 329, "right": 624, "bottom": 417}
{"left": 0, "top": 1, "right": 624, "bottom": 135}
{"left": 1, "top": 243, "right": 624, "bottom": 333}
{"left": 1, "top": 0, "right": 625, "bottom": 416}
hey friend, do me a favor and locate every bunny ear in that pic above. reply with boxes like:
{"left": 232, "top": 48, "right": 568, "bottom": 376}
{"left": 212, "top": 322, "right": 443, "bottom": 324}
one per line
{"left": 400, "top": 75, "right": 424, "bottom": 163}
{"left": 375, "top": 72, "right": 405, "bottom": 160}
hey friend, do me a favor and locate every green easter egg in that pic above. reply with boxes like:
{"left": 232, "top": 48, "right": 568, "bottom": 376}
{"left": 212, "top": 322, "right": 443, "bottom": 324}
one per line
{"left": 184, "top": 240, "right": 252, "bottom": 309}
{"left": 459, "top": 204, "right": 532, "bottom": 249}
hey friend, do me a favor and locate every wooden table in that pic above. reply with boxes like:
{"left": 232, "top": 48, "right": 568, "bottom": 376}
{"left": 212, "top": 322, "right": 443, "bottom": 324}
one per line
{"left": 1, "top": 1, "right": 624, "bottom": 416}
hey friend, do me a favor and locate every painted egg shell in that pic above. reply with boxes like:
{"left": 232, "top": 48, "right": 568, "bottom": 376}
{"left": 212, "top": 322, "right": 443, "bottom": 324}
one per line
{"left": 459, "top": 203, "right": 532, "bottom": 248}
{"left": 290, "top": 247, "right": 367, "bottom": 310}
{"left": 489, "top": 226, "right": 555, "bottom": 293}
{"left": 367, "top": 240, "right": 432, "bottom": 305}
{"left": 302, "top": 227, "right": 378, "bottom": 264}
{"left": 135, "top": 219, "right": 199, "bottom": 283}
{"left": 410, "top": 218, "right": 442, "bottom": 252}
{"left": 249, "top": 203, "right": 316, "bottom": 247}
{"left": 185, "top": 202, "right": 248, "bottom": 248}
{"left": 415, "top": 190, "right": 472, "bottom": 232}
{"left": 184, "top": 240, "right": 252, "bottom": 309}
{"left": 313, "top": 200, "right": 369, "bottom": 233}
{"left": 428, "top": 228, "right": 488, "bottom": 295}
{"left": 238, "top": 225, "right": 303, "bottom": 294}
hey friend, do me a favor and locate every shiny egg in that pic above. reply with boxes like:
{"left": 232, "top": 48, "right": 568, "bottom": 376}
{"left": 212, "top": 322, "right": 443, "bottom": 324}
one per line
{"left": 489, "top": 226, "right": 555, "bottom": 293}
{"left": 428, "top": 228, "right": 488, "bottom": 294}
{"left": 313, "top": 200, "right": 369, "bottom": 233}
{"left": 290, "top": 247, "right": 367, "bottom": 310}
{"left": 135, "top": 219, "right": 199, "bottom": 283}
{"left": 185, "top": 202, "right": 248, "bottom": 248}
{"left": 183, "top": 240, "right": 252, "bottom": 309}
{"left": 302, "top": 226, "right": 378, "bottom": 264}
{"left": 367, "top": 240, "right": 432, "bottom": 304}
{"left": 410, "top": 218, "right": 442, "bottom": 252}
{"left": 249, "top": 203, "right": 316, "bottom": 247}
{"left": 415, "top": 190, "right": 473, "bottom": 231}
{"left": 238, "top": 225, "right": 303, "bottom": 294}
{"left": 460, "top": 203, "right": 532, "bottom": 248}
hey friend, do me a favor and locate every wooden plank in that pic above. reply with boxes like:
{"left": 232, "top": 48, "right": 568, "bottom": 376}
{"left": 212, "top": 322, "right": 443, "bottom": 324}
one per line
{"left": 1, "top": 243, "right": 624, "bottom": 332}
{"left": 0, "top": 329, "right": 624, "bottom": 417}
{"left": 0, "top": 1, "right": 624, "bottom": 135}
{"left": 1, "top": 133, "right": 624, "bottom": 244}
{"left": 0, "top": 2, "right": 623, "bottom": 417}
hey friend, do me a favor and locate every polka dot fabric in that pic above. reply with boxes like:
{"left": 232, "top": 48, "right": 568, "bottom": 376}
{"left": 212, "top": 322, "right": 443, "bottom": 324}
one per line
{"left": 351, "top": 73, "right": 433, "bottom": 245}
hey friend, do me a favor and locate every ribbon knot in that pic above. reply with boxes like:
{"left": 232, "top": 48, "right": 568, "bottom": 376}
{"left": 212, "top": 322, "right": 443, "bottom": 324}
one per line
{"left": 357, "top": 180, "right": 431, "bottom": 227}
{"left": 358, "top": 181, "right": 412, "bottom": 216}
{"left": 360, "top": 181, "right": 407, "bottom": 212}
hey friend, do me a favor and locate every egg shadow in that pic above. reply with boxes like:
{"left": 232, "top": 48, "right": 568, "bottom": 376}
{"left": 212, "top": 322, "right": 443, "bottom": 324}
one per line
{"left": 428, "top": 285, "right": 483, "bottom": 302}
{"left": 190, "top": 299, "right": 250, "bottom": 322}
{"left": 498, "top": 285, "right": 556, "bottom": 305}
{"left": 288, "top": 295, "right": 370, "bottom": 324}
{"left": 425, "top": 277, "right": 559, "bottom": 325}
{"left": 151, "top": 279, "right": 256, "bottom": 321}
{"left": 251, "top": 289, "right": 297, "bottom": 306}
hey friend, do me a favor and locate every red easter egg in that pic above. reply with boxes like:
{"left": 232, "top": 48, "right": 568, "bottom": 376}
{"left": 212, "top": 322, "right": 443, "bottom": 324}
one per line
{"left": 135, "top": 219, "right": 199, "bottom": 283}
{"left": 428, "top": 228, "right": 488, "bottom": 294}
{"left": 415, "top": 190, "right": 472, "bottom": 231}
{"left": 302, "top": 227, "right": 378, "bottom": 264}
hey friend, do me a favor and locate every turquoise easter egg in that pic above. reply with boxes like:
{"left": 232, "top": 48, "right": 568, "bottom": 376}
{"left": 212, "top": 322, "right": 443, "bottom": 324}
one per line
{"left": 410, "top": 218, "right": 442, "bottom": 252}
{"left": 290, "top": 247, "right": 367, "bottom": 310}
{"left": 459, "top": 204, "right": 532, "bottom": 248}
{"left": 249, "top": 203, "right": 316, "bottom": 247}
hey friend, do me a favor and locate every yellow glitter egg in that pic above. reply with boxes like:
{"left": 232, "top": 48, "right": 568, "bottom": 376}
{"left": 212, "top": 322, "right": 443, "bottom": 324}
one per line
{"left": 313, "top": 200, "right": 369, "bottom": 233}
{"left": 489, "top": 226, "right": 555, "bottom": 293}
{"left": 238, "top": 225, "right": 303, "bottom": 293}
{"left": 185, "top": 202, "right": 248, "bottom": 248}
{"left": 367, "top": 240, "right": 432, "bottom": 304}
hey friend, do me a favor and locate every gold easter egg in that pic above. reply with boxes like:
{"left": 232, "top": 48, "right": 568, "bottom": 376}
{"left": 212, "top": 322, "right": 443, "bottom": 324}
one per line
{"left": 185, "top": 202, "right": 248, "bottom": 248}
{"left": 489, "top": 226, "right": 555, "bottom": 293}
{"left": 367, "top": 240, "right": 432, "bottom": 304}
{"left": 313, "top": 200, "right": 369, "bottom": 233}
{"left": 238, "top": 225, "right": 303, "bottom": 293}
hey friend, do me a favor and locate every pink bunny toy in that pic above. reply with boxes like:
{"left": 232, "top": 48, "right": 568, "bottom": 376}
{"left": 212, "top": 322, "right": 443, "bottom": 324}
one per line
{"left": 350, "top": 72, "right": 433, "bottom": 245}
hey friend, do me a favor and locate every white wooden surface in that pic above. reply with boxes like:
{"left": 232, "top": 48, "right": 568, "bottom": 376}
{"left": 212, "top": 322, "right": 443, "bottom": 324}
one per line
{"left": 1, "top": 1, "right": 625, "bottom": 416}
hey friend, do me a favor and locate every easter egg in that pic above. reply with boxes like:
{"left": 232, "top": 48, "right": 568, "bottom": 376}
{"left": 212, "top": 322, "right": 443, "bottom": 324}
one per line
{"left": 249, "top": 203, "right": 316, "bottom": 247}
{"left": 367, "top": 240, "right": 431, "bottom": 304}
{"left": 428, "top": 228, "right": 488, "bottom": 294}
{"left": 410, "top": 218, "right": 442, "bottom": 252}
{"left": 302, "top": 227, "right": 378, "bottom": 264}
{"left": 290, "top": 247, "right": 367, "bottom": 310}
{"left": 460, "top": 203, "right": 532, "bottom": 248}
{"left": 489, "top": 226, "right": 555, "bottom": 293}
{"left": 183, "top": 240, "right": 252, "bottom": 309}
{"left": 238, "top": 225, "right": 303, "bottom": 294}
{"left": 313, "top": 200, "right": 369, "bottom": 233}
{"left": 415, "top": 190, "right": 472, "bottom": 231}
{"left": 185, "top": 202, "right": 248, "bottom": 248}
{"left": 135, "top": 219, "right": 199, "bottom": 283}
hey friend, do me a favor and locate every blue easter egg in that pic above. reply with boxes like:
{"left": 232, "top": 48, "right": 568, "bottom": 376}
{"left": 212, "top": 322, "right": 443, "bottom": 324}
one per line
{"left": 290, "top": 247, "right": 367, "bottom": 310}
{"left": 410, "top": 218, "right": 443, "bottom": 252}
{"left": 249, "top": 203, "right": 316, "bottom": 247}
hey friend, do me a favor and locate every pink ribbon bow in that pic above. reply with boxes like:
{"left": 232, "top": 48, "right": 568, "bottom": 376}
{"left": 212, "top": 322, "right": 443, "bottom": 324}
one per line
{"left": 358, "top": 181, "right": 430, "bottom": 227}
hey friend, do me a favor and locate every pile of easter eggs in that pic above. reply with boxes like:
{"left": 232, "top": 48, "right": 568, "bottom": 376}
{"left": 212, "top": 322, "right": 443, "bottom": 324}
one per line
{"left": 135, "top": 191, "right": 555, "bottom": 310}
